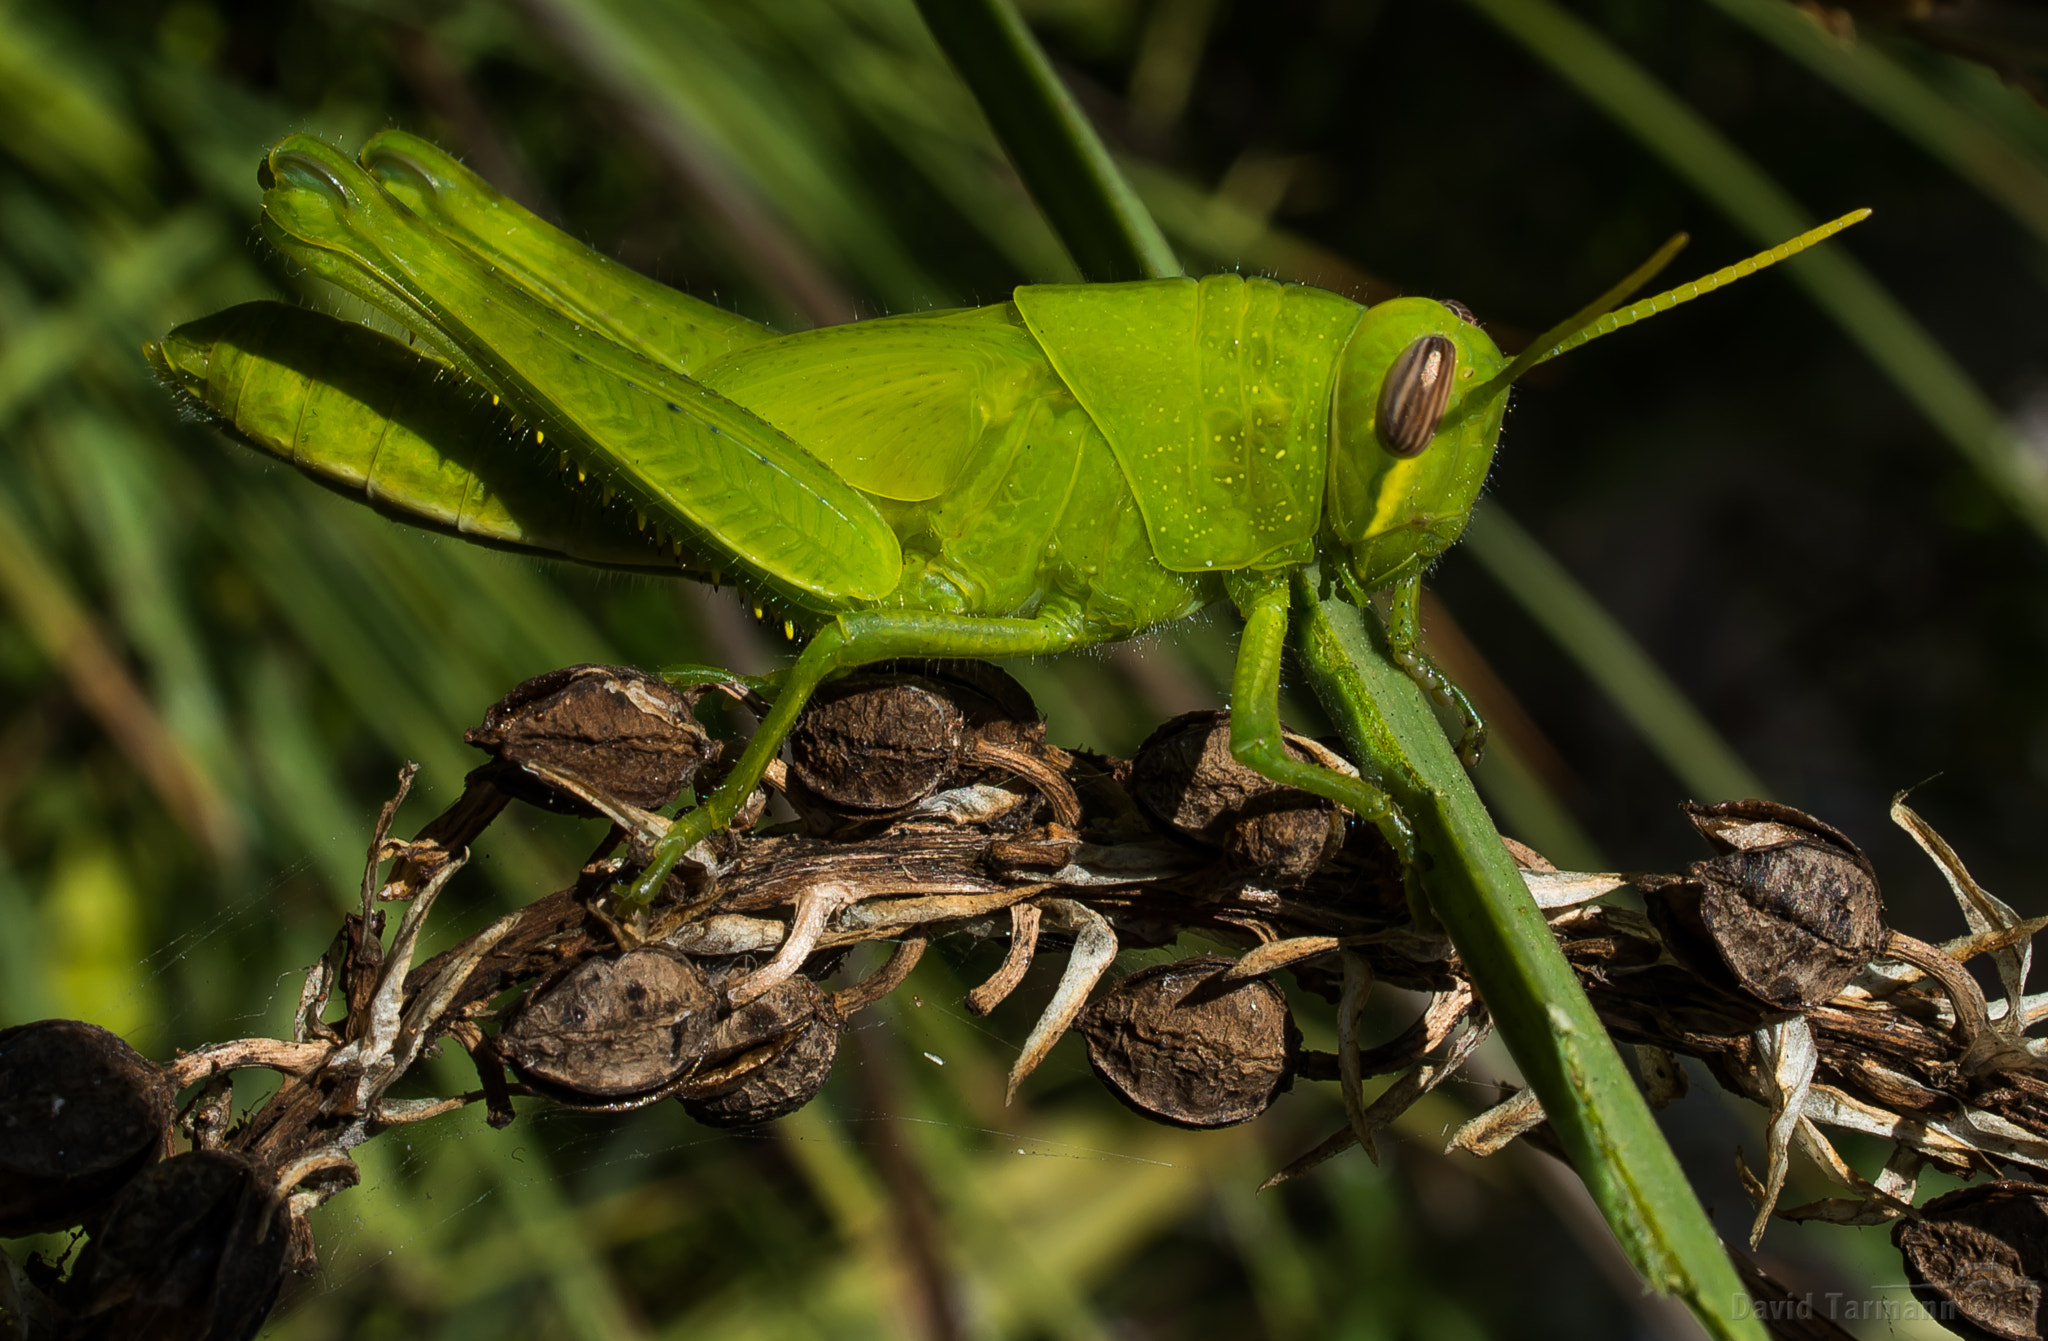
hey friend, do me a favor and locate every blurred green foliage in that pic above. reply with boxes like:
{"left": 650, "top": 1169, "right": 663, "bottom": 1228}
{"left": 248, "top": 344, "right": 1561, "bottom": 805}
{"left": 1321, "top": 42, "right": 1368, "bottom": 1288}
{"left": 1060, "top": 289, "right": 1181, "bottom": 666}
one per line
{"left": 1, "top": 0, "right": 2044, "bottom": 1336}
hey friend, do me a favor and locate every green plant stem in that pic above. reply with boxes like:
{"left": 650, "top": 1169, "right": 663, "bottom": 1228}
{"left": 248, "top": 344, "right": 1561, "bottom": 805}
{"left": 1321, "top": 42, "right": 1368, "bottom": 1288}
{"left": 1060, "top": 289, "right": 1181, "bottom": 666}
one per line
{"left": 1291, "top": 575, "right": 1763, "bottom": 1341}
{"left": 910, "top": 0, "right": 1180, "bottom": 282}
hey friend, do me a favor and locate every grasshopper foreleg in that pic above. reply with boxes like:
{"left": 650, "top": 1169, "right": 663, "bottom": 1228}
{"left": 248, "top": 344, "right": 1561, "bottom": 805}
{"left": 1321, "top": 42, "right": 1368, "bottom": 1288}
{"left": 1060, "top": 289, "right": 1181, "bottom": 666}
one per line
{"left": 1381, "top": 569, "right": 1487, "bottom": 769}
{"left": 1227, "top": 574, "right": 1424, "bottom": 914}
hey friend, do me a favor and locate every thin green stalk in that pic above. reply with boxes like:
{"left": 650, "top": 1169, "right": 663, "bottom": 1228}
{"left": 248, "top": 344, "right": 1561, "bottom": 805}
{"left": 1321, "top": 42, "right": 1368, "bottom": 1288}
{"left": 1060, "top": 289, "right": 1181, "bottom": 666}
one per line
{"left": 1292, "top": 576, "right": 1762, "bottom": 1341}
{"left": 911, "top": 0, "right": 1181, "bottom": 282}
{"left": 1459, "top": 0, "right": 2048, "bottom": 549}
{"left": 1461, "top": 507, "right": 1770, "bottom": 803}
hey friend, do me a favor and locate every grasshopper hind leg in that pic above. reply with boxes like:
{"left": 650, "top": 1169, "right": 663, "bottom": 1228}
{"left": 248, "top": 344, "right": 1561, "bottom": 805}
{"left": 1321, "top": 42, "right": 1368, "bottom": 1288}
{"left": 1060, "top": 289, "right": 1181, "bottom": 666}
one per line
{"left": 619, "top": 605, "right": 1092, "bottom": 917}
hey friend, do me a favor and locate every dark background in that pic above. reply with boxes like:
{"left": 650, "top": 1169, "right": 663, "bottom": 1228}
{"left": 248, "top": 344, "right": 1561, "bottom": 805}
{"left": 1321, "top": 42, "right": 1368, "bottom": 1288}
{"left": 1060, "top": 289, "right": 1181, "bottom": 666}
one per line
{"left": 0, "top": 0, "right": 2041, "bottom": 1335}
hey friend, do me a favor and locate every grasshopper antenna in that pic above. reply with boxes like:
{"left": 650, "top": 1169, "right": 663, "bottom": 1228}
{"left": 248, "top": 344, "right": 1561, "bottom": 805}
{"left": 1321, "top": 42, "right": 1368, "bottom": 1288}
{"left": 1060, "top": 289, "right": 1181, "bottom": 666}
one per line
{"left": 1495, "top": 208, "right": 1872, "bottom": 387}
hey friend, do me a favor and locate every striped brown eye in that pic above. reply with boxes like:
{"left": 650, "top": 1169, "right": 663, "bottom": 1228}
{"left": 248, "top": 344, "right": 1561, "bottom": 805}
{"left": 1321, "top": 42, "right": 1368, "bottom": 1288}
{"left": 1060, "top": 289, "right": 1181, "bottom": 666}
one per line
{"left": 1442, "top": 299, "right": 1476, "bottom": 324}
{"left": 1376, "top": 334, "right": 1457, "bottom": 458}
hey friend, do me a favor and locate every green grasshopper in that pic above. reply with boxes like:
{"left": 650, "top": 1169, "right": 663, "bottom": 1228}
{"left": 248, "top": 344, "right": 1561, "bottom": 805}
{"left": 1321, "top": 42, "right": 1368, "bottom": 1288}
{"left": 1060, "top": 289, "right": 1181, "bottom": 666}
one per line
{"left": 149, "top": 131, "right": 1863, "bottom": 915}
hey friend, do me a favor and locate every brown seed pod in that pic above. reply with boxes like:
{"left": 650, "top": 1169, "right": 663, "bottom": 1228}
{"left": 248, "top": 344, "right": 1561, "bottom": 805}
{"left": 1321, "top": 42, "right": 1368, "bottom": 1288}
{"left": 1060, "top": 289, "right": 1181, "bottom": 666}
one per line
{"left": 1074, "top": 955, "right": 1299, "bottom": 1129}
{"left": 1895, "top": 1181, "right": 2048, "bottom": 1341}
{"left": 1643, "top": 800, "right": 1885, "bottom": 1011}
{"left": 785, "top": 661, "right": 1048, "bottom": 822}
{"left": 499, "top": 948, "right": 718, "bottom": 1106}
{"left": 63, "top": 1149, "right": 289, "bottom": 1341}
{"left": 886, "top": 659, "right": 1043, "bottom": 741}
{"left": 678, "top": 977, "right": 838, "bottom": 1128}
{"left": 789, "top": 676, "right": 967, "bottom": 812}
{"left": 698, "top": 975, "right": 827, "bottom": 1064}
{"left": 0, "top": 1019, "right": 174, "bottom": 1235}
{"left": 1128, "top": 712, "right": 1336, "bottom": 883}
{"left": 464, "top": 663, "right": 715, "bottom": 816}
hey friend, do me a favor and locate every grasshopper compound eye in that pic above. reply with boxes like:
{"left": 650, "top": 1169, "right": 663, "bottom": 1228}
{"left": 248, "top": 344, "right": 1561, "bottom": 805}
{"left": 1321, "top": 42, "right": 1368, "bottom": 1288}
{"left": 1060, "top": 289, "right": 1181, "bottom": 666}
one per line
{"left": 1441, "top": 299, "right": 1476, "bottom": 325}
{"left": 1377, "top": 334, "right": 1457, "bottom": 458}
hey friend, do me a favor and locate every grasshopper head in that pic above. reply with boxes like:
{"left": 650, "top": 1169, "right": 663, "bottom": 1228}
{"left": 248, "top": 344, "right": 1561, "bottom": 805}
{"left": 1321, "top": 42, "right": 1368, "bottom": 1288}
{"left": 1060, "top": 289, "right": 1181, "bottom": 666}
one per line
{"left": 1320, "top": 210, "right": 1873, "bottom": 594}
{"left": 1327, "top": 297, "right": 1509, "bottom": 590}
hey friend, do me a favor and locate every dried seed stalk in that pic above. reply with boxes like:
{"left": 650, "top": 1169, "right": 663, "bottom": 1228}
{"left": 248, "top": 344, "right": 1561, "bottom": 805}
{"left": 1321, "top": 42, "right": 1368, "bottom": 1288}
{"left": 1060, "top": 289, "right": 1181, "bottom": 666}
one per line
{"left": 15, "top": 662, "right": 2048, "bottom": 1337}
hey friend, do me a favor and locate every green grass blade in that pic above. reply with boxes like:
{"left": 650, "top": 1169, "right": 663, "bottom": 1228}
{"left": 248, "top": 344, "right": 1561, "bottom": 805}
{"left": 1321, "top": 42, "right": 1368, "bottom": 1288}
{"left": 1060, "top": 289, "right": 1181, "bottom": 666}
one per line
{"left": 44, "top": 405, "right": 246, "bottom": 834}
{"left": 911, "top": 0, "right": 1182, "bottom": 282}
{"left": 1459, "top": 0, "right": 2048, "bottom": 549}
{"left": 0, "top": 5, "right": 152, "bottom": 207}
{"left": 1118, "top": 156, "right": 1393, "bottom": 297}
{"left": 0, "top": 207, "right": 219, "bottom": 431}
{"left": 1704, "top": 0, "right": 2048, "bottom": 251}
{"left": 1292, "top": 576, "right": 1764, "bottom": 1341}
{"left": 0, "top": 486, "right": 238, "bottom": 856}
{"left": 742, "top": 1, "right": 1082, "bottom": 286}
{"left": 505, "top": 0, "right": 866, "bottom": 325}
{"left": 1461, "top": 506, "right": 1770, "bottom": 804}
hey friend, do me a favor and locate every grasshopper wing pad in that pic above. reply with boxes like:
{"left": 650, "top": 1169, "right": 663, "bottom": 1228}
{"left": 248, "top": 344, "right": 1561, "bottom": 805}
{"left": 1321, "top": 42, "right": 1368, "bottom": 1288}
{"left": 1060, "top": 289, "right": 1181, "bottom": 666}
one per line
{"left": 257, "top": 140, "right": 901, "bottom": 606}
{"left": 358, "top": 130, "right": 776, "bottom": 376}
{"left": 525, "top": 336, "right": 906, "bottom": 604}
{"left": 1015, "top": 276, "right": 1362, "bottom": 572}
{"left": 152, "top": 303, "right": 678, "bottom": 571}
{"left": 696, "top": 307, "right": 1052, "bottom": 503}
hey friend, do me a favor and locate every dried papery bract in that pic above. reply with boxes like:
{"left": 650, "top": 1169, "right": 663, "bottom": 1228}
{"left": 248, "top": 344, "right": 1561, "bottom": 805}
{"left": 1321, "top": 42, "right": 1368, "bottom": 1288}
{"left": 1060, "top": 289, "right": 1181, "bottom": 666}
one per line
{"left": 1129, "top": 712, "right": 1338, "bottom": 884}
{"left": 1643, "top": 800, "right": 1886, "bottom": 1011}
{"left": 1895, "top": 1182, "right": 2048, "bottom": 1341}
{"left": 0, "top": 1019, "right": 174, "bottom": 1236}
{"left": 63, "top": 1150, "right": 289, "bottom": 1341}
{"left": 464, "top": 663, "right": 716, "bottom": 816}
{"left": 1448, "top": 1086, "right": 1547, "bottom": 1158}
{"left": 498, "top": 947, "right": 718, "bottom": 1106}
{"left": 1075, "top": 955, "right": 1299, "bottom": 1128}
